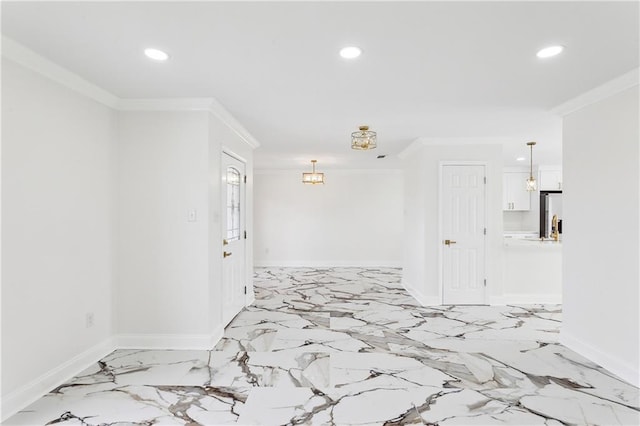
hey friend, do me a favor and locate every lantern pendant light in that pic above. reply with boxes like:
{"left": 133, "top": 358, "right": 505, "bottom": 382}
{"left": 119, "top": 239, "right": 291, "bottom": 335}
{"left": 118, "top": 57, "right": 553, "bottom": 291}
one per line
{"left": 351, "top": 125, "right": 377, "bottom": 150}
{"left": 302, "top": 160, "right": 325, "bottom": 184}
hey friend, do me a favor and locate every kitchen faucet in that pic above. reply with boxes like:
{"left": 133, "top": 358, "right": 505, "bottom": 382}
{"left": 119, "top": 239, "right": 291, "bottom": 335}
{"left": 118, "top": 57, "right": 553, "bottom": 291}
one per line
{"left": 551, "top": 214, "right": 560, "bottom": 241}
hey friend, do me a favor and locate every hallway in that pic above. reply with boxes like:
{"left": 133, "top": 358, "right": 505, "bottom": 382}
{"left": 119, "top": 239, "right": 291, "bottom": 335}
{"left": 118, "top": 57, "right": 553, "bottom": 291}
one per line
{"left": 7, "top": 268, "right": 639, "bottom": 425}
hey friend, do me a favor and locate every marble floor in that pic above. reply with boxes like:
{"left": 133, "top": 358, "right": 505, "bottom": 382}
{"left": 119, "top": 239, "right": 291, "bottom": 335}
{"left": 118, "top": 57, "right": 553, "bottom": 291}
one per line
{"left": 6, "top": 267, "right": 640, "bottom": 425}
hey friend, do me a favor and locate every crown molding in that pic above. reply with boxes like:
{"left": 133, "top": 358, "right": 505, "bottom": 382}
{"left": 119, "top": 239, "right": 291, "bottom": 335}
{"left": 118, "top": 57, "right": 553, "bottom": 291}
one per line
{"left": 550, "top": 68, "right": 639, "bottom": 116}
{"left": 1, "top": 36, "right": 119, "bottom": 108}
{"left": 117, "top": 99, "right": 261, "bottom": 148}
{"left": 2, "top": 37, "right": 260, "bottom": 149}
{"left": 116, "top": 98, "right": 215, "bottom": 111}
{"left": 118, "top": 98, "right": 260, "bottom": 149}
{"left": 208, "top": 98, "right": 261, "bottom": 149}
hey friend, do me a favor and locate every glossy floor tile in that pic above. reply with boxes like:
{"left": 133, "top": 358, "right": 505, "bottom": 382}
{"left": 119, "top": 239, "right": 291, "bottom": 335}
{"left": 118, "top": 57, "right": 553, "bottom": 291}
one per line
{"left": 6, "top": 267, "right": 639, "bottom": 425}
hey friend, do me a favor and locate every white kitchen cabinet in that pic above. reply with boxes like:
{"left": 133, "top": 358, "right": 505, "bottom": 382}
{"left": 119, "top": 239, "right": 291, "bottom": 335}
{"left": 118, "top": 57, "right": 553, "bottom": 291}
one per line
{"left": 503, "top": 172, "right": 531, "bottom": 211}
{"left": 539, "top": 167, "right": 563, "bottom": 191}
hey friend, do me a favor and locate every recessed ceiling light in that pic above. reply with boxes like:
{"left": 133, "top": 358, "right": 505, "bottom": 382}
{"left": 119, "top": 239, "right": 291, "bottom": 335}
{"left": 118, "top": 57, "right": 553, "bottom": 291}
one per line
{"left": 516, "top": 156, "right": 526, "bottom": 161}
{"left": 340, "top": 46, "right": 362, "bottom": 59}
{"left": 144, "top": 48, "right": 169, "bottom": 61}
{"left": 536, "top": 45, "right": 564, "bottom": 58}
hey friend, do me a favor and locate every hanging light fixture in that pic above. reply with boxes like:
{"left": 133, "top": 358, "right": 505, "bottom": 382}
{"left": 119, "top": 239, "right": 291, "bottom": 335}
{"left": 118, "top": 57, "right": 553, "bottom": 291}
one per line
{"left": 302, "top": 160, "right": 325, "bottom": 184}
{"left": 351, "top": 125, "right": 377, "bottom": 150}
{"left": 526, "top": 141, "right": 537, "bottom": 191}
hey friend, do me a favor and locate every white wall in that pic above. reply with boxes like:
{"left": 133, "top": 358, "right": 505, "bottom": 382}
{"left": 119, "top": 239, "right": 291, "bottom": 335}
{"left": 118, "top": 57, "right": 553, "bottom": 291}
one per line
{"left": 2, "top": 58, "right": 116, "bottom": 404}
{"left": 116, "top": 109, "right": 256, "bottom": 345}
{"left": 561, "top": 85, "right": 639, "bottom": 387}
{"left": 402, "top": 154, "right": 428, "bottom": 303}
{"left": 254, "top": 170, "right": 403, "bottom": 267}
{"left": 116, "top": 111, "right": 211, "bottom": 341}
{"left": 0, "top": 40, "right": 258, "bottom": 419}
{"left": 208, "top": 112, "right": 257, "bottom": 323}
{"left": 402, "top": 143, "right": 504, "bottom": 304}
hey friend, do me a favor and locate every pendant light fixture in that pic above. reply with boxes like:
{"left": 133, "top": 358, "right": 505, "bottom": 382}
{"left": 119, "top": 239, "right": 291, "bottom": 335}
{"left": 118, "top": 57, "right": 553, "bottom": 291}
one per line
{"left": 526, "top": 141, "right": 537, "bottom": 192}
{"left": 351, "top": 125, "right": 377, "bottom": 150}
{"left": 302, "top": 160, "right": 325, "bottom": 184}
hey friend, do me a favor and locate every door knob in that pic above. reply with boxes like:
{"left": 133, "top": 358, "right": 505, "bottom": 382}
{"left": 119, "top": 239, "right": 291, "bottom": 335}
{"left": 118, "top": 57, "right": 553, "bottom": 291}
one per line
{"left": 444, "top": 239, "right": 457, "bottom": 246}
{"left": 223, "top": 251, "right": 233, "bottom": 258}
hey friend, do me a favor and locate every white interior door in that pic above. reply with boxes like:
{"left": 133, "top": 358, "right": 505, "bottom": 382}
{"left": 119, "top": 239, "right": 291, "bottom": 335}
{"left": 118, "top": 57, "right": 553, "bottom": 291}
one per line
{"left": 442, "top": 165, "right": 487, "bottom": 305}
{"left": 222, "top": 152, "right": 246, "bottom": 326}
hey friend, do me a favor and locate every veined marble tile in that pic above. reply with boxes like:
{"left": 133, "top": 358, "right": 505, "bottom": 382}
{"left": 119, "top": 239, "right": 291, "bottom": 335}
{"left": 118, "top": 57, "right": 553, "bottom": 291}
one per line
{"left": 329, "top": 315, "right": 369, "bottom": 330}
{"left": 328, "top": 387, "right": 435, "bottom": 425}
{"left": 7, "top": 267, "right": 639, "bottom": 426}
{"left": 237, "top": 387, "right": 334, "bottom": 425}
{"left": 207, "top": 351, "right": 329, "bottom": 388}
{"left": 421, "top": 338, "right": 637, "bottom": 400}
{"left": 6, "top": 384, "right": 248, "bottom": 426}
{"left": 415, "top": 388, "right": 529, "bottom": 424}
{"left": 350, "top": 303, "right": 427, "bottom": 329}
{"left": 227, "top": 308, "right": 329, "bottom": 330}
{"left": 269, "top": 328, "right": 373, "bottom": 353}
{"left": 330, "top": 352, "right": 454, "bottom": 391}
{"left": 213, "top": 326, "right": 278, "bottom": 352}
{"left": 520, "top": 383, "right": 640, "bottom": 425}
{"left": 56, "top": 349, "right": 213, "bottom": 388}
{"left": 239, "top": 386, "right": 435, "bottom": 425}
{"left": 400, "top": 315, "right": 486, "bottom": 338}
{"left": 406, "top": 305, "right": 561, "bottom": 342}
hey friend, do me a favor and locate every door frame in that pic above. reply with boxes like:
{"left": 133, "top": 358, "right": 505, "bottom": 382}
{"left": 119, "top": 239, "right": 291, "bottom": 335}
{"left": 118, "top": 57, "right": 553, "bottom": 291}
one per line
{"left": 221, "top": 148, "right": 249, "bottom": 313}
{"left": 438, "top": 161, "right": 489, "bottom": 305}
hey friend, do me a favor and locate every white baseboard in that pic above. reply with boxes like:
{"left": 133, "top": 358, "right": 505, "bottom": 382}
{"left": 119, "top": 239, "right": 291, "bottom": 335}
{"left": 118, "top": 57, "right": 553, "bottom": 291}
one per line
{"left": 210, "top": 325, "right": 224, "bottom": 349}
{"left": 1, "top": 327, "right": 227, "bottom": 422}
{"left": 1, "top": 337, "right": 117, "bottom": 422}
{"left": 403, "top": 281, "right": 441, "bottom": 306}
{"left": 116, "top": 327, "right": 224, "bottom": 350}
{"left": 490, "top": 293, "right": 562, "bottom": 305}
{"left": 489, "top": 296, "right": 508, "bottom": 305}
{"left": 560, "top": 331, "right": 639, "bottom": 388}
{"left": 254, "top": 261, "right": 403, "bottom": 268}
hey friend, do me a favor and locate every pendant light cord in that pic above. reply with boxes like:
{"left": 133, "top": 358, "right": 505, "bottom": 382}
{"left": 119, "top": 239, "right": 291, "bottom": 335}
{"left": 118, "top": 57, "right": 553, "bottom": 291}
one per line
{"left": 527, "top": 141, "right": 536, "bottom": 179}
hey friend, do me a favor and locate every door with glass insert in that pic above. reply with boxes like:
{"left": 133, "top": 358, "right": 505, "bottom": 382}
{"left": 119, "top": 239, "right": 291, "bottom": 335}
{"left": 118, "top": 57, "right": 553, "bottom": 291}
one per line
{"left": 221, "top": 152, "right": 246, "bottom": 326}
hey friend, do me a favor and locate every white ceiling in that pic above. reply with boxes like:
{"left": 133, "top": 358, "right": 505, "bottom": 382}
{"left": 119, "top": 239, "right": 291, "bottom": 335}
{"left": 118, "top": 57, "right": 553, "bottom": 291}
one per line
{"left": 2, "top": 1, "right": 638, "bottom": 169}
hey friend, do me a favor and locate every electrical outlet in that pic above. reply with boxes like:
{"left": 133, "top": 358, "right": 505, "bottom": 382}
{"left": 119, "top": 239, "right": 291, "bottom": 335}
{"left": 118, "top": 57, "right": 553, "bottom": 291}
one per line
{"left": 85, "top": 313, "right": 94, "bottom": 328}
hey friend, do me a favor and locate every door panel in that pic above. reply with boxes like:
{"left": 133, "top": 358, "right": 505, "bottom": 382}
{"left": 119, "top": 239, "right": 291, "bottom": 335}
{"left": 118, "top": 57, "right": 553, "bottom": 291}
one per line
{"left": 442, "top": 165, "right": 486, "bottom": 305}
{"left": 222, "top": 153, "right": 246, "bottom": 326}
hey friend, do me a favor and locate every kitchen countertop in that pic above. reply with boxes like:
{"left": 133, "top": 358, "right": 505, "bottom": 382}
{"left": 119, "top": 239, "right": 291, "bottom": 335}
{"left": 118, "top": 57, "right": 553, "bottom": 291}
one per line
{"left": 504, "top": 236, "right": 562, "bottom": 248}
